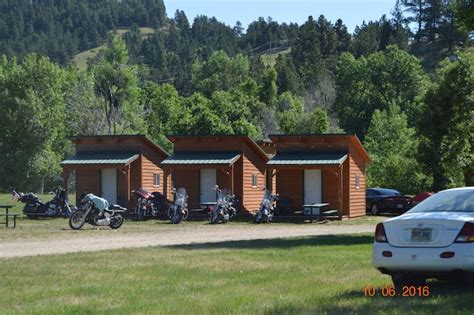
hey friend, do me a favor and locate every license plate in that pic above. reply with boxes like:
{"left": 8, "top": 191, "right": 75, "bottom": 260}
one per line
{"left": 411, "top": 228, "right": 432, "bottom": 242}
{"left": 397, "top": 204, "right": 403, "bottom": 209}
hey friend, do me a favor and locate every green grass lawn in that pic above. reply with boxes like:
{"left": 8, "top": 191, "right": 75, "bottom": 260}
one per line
{"left": 1, "top": 234, "right": 473, "bottom": 314}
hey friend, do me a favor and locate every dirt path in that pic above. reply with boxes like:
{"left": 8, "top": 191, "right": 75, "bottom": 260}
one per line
{"left": 0, "top": 224, "right": 374, "bottom": 259}
{"left": 0, "top": 224, "right": 374, "bottom": 258}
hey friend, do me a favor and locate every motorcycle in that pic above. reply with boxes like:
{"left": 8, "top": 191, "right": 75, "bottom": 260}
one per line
{"left": 132, "top": 189, "right": 165, "bottom": 220}
{"left": 12, "top": 187, "right": 76, "bottom": 219}
{"left": 254, "top": 188, "right": 279, "bottom": 223}
{"left": 167, "top": 187, "right": 189, "bottom": 224}
{"left": 210, "top": 185, "right": 237, "bottom": 224}
{"left": 69, "top": 193, "right": 126, "bottom": 230}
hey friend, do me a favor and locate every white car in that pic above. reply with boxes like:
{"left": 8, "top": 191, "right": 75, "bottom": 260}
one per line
{"left": 372, "top": 187, "right": 474, "bottom": 287}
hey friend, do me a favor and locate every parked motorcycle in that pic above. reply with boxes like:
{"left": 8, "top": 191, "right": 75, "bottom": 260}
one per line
{"left": 210, "top": 185, "right": 237, "bottom": 224}
{"left": 167, "top": 187, "right": 189, "bottom": 224}
{"left": 254, "top": 188, "right": 279, "bottom": 223}
{"left": 132, "top": 189, "right": 165, "bottom": 220}
{"left": 13, "top": 187, "right": 76, "bottom": 219}
{"left": 69, "top": 193, "right": 125, "bottom": 230}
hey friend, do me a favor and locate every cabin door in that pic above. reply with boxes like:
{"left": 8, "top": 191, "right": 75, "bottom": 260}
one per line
{"left": 101, "top": 168, "right": 117, "bottom": 204}
{"left": 304, "top": 170, "right": 322, "bottom": 205}
{"left": 200, "top": 169, "right": 217, "bottom": 204}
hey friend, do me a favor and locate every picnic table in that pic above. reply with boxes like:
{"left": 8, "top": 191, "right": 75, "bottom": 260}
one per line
{"left": 0, "top": 205, "right": 18, "bottom": 228}
{"left": 302, "top": 203, "right": 338, "bottom": 222}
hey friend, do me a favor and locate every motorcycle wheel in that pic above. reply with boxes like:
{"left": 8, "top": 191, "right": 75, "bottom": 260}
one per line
{"left": 170, "top": 211, "right": 183, "bottom": 224}
{"left": 110, "top": 214, "right": 124, "bottom": 229}
{"left": 136, "top": 207, "right": 145, "bottom": 221}
{"left": 26, "top": 214, "right": 39, "bottom": 219}
{"left": 69, "top": 210, "right": 87, "bottom": 230}
{"left": 210, "top": 211, "right": 220, "bottom": 224}
{"left": 254, "top": 212, "right": 262, "bottom": 224}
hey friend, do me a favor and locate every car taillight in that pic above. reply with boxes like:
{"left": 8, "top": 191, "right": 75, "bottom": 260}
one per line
{"left": 375, "top": 223, "right": 388, "bottom": 242}
{"left": 455, "top": 222, "right": 474, "bottom": 243}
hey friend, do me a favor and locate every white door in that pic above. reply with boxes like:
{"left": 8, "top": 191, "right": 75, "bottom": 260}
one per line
{"left": 304, "top": 170, "right": 322, "bottom": 205}
{"left": 101, "top": 168, "right": 117, "bottom": 204}
{"left": 200, "top": 169, "right": 217, "bottom": 204}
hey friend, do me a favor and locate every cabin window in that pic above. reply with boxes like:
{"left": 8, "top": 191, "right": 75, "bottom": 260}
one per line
{"left": 153, "top": 173, "right": 161, "bottom": 187}
{"left": 355, "top": 175, "right": 360, "bottom": 190}
{"left": 252, "top": 174, "right": 258, "bottom": 188}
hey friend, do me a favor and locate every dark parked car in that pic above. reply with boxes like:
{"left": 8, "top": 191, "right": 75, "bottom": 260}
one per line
{"left": 366, "top": 188, "right": 412, "bottom": 215}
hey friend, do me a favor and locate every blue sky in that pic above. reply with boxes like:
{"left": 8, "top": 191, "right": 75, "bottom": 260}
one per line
{"left": 163, "top": 0, "right": 396, "bottom": 33}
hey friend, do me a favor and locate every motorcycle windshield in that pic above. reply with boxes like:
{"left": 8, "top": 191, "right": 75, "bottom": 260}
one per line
{"left": 175, "top": 188, "right": 187, "bottom": 206}
{"left": 261, "top": 189, "right": 272, "bottom": 205}
{"left": 218, "top": 188, "right": 232, "bottom": 203}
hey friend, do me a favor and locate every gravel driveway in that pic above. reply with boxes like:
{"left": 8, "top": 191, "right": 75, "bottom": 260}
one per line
{"left": 0, "top": 224, "right": 374, "bottom": 259}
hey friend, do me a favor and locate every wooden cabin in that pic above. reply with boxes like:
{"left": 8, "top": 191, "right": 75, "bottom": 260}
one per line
{"left": 257, "top": 139, "right": 277, "bottom": 192}
{"left": 161, "top": 135, "right": 269, "bottom": 215}
{"left": 267, "top": 134, "right": 371, "bottom": 219}
{"left": 61, "top": 135, "right": 169, "bottom": 208}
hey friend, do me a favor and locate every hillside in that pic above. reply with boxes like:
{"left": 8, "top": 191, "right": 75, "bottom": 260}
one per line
{"left": 0, "top": 0, "right": 166, "bottom": 64}
{"left": 73, "top": 27, "right": 156, "bottom": 69}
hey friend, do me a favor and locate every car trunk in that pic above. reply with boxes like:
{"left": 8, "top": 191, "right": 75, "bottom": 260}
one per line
{"left": 383, "top": 195, "right": 412, "bottom": 210}
{"left": 383, "top": 212, "right": 473, "bottom": 247}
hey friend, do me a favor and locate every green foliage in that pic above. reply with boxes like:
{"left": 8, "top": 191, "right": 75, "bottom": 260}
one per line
{"left": 92, "top": 37, "right": 144, "bottom": 135}
{"left": 277, "top": 92, "right": 329, "bottom": 134}
{"left": 308, "top": 108, "right": 330, "bottom": 134}
{"left": 0, "top": 0, "right": 167, "bottom": 64}
{"left": 259, "top": 67, "right": 278, "bottom": 107}
{"left": 275, "top": 54, "right": 302, "bottom": 95}
{"left": 141, "top": 82, "right": 182, "bottom": 151}
{"left": 0, "top": 54, "right": 67, "bottom": 191}
{"left": 365, "top": 104, "right": 429, "bottom": 194}
{"left": 291, "top": 16, "right": 325, "bottom": 89}
{"left": 65, "top": 70, "right": 107, "bottom": 136}
{"left": 351, "top": 15, "right": 409, "bottom": 58}
{"left": 192, "top": 51, "right": 250, "bottom": 97}
{"left": 452, "top": 0, "right": 474, "bottom": 33}
{"left": 334, "top": 45, "right": 427, "bottom": 139}
{"left": 417, "top": 51, "right": 474, "bottom": 191}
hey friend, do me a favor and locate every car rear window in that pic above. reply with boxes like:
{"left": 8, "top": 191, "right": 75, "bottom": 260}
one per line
{"left": 376, "top": 189, "right": 401, "bottom": 196}
{"left": 408, "top": 190, "right": 474, "bottom": 213}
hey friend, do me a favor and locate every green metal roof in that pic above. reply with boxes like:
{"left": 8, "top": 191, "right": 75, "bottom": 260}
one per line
{"left": 61, "top": 152, "right": 139, "bottom": 166}
{"left": 161, "top": 152, "right": 241, "bottom": 165}
{"left": 267, "top": 152, "right": 348, "bottom": 166}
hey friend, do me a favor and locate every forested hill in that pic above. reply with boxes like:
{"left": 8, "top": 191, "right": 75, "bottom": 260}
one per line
{"left": 0, "top": 0, "right": 166, "bottom": 63}
{"left": 0, "top": 0, "right": 472, "bottom": 194}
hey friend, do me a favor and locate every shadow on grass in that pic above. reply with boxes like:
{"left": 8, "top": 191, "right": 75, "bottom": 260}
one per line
{"left": 265, "top": 281, "right": 474, "bottom": 314}
{"left": 166, "top": 234, "right": 373, "bottom": 250}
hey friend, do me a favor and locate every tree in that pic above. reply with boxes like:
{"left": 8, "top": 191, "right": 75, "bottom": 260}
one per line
{"left": 65, "top": 70, "right": 108, "bottom": 136}
{"left": 92, "top": 37, "right": 144, "bottom": 135}
{"left": 277, "top": 92, "right": 329, "bottom": 134}
{"left": 259, "top": 67, "right": 278, "bottom": 107}
{"left": 402, "top": 0, "right": 428, "bottom": 41}
{"left": 351, "top": 21, "right": 381, "bottom": 57}
{"left": 423, "top": 0, "right": 447, "bottom": 42}
{"left": 192, "top": 51, "right": 250, "bottom": 97}
{"left": 300, "top": 107, "right": 330, "bottom": 134}
{"left": 334, "top": 46, "right": 427, "bottom": 139}
{"left": 452, "top": 0, "right": 474, "bottom": 33}
{"left": 141, "top": 82, "right": 184, "bottom": 151}
{"left": 182, "top": 93, "right": 233, "bottom": 135}
{"left": 334, "top": 19, "right": 351, "bottom": 55}
{"left": 365, "top": 104, "right": 428, "bottom": 194}
{"left": 418, "top": 51, "right": 474, "bottom": 191}
{"left": 0, "top": 54, "right": 67, "bottom": 191}
{"left": 390, "top": 0, "right": 410, "bottom": 49}
{"left": 291, "top": 16, "right": 323, "bottom": 88}
{"left": 275, "top": 54, "right": 302, "bottom": 95}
